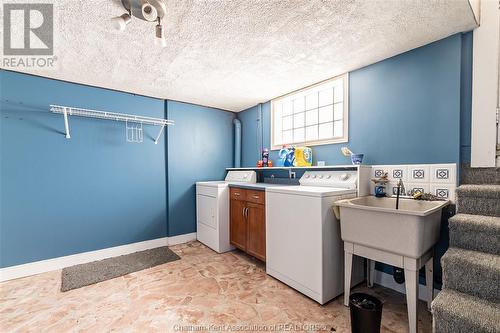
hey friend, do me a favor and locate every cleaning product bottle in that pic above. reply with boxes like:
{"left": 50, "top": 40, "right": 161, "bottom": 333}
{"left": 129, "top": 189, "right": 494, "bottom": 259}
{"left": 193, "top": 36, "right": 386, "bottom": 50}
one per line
{"left": 277, "top": 146, "right": 288, "bottom": 167}
{"left": 262, "top": 148, "right": 269, "bottom": 167}
{"left": 293, "top": 147, "right": 312, "bottom": 166}
{"left": 285, "top": 147, "right": 295, "bottom": 167}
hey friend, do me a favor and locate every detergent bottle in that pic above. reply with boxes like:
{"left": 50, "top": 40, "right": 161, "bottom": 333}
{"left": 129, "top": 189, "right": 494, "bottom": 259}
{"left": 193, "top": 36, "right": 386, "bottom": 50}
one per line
{"left": 293, "top": 147, "right": 312, "bottom": 166}
{"left": 284, "top": 147, "right": 295, "bottom": 167}
{"left": 277, "top": 146, "right": 288, "bottom": 167}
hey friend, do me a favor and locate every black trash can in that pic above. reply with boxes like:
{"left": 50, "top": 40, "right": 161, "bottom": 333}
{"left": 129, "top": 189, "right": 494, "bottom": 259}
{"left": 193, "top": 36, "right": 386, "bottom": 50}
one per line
{"left": 349, "top": 293, "right": 383, "bottom": 333}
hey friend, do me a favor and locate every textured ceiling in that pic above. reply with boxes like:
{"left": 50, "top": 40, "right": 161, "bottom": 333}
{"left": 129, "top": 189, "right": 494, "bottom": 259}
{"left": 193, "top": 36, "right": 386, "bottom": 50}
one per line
{"left": 2, "top": 0, "right": 476, "bottom": 111}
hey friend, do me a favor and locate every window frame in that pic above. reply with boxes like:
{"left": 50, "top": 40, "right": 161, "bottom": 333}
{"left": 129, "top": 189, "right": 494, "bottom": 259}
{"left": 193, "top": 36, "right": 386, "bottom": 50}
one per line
{"left": 270, "top": 73, "right": 349, "bottom": 150}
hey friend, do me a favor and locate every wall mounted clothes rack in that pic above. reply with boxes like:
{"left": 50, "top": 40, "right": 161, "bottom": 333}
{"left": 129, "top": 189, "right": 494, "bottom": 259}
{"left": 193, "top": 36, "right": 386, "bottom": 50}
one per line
{"left": 49, "top": 104, "right": 174, "bottom": 144}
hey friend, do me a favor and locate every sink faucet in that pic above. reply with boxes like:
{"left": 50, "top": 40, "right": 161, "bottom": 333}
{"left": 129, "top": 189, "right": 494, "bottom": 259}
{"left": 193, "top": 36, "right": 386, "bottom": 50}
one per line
{"left": 396, "top": 178, "right": 405, "bottom": 210}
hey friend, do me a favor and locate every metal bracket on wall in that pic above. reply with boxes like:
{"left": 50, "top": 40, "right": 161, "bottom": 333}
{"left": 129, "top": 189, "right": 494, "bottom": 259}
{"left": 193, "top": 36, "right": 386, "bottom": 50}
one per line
{"left": 62, "top": 107, "right": 71, "bottom": 139}
{"left": 154, "top": 124, "right": 165, "bottom": 144}
{"left": 50, "top": 104, "right": 174, "bottom": 144}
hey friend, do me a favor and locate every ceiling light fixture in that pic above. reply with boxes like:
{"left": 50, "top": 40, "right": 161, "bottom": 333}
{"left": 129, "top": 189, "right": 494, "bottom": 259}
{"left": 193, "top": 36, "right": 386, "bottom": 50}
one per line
{"left": 141, "top": 2, "right": 158, "bottom": 22}
{"left": 111, "top": 11, "right": 132, "bottom": 31}
{"left": 112, "top": 0, "right": 167, "bottom": 47}
{"left": 155, "top": 17, "right": 167, "bottom": 47}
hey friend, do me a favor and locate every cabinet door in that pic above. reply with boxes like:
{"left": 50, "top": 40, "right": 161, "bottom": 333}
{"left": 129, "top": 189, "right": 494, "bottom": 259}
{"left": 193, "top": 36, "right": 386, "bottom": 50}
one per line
{"left": 230, "top": 198, "right": 247, "bottom": 251}
{"left": 246, "top": 202, "right": 266, "bottom": 262}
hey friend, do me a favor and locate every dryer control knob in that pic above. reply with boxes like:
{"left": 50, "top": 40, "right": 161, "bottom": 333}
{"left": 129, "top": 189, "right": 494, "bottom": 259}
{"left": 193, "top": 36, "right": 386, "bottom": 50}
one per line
{"left": 312, "top": 175, "right": 317, "bottom": 179}
{"left": 340, "top": 173, "right": 349, "bottom": 181}
{"left": 318, "top": 175, "right": 323, "bottom": 179}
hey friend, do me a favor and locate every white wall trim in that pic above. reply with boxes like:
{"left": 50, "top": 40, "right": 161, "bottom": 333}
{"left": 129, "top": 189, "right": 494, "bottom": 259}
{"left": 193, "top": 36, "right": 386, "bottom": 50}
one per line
{"left": 470, "top": 0, "right": 500, "bottom": 167}
{"left": 0, "top": 233, "right": 197, "bottom": 282}
{"left": 373, "top": 269, "right": 440, "bottom": 303}
{"left": 168, "top": 232, "right": 197, "bottom": 246}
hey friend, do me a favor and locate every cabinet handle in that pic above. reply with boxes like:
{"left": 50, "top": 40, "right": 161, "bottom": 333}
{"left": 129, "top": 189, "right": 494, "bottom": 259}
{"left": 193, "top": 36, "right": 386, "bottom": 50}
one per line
{"left": 234, "top": 192, "right": 240, "bottom": 196}
{"left": 242, "top": 207, "right": 245, "bottom": 218}
{"left": 252, "top": 195, "right": 259, "bottom": 199}
{"left": 245, "top": 207, "right": 249, "bottom": 219}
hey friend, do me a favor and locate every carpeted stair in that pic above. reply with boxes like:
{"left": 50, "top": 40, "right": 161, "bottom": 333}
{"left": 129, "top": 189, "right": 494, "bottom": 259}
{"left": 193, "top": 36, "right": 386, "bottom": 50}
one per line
{"left": 432, "top": 183, "right": 500, "bottom": 333}
{"left": 456, "top": 185, "right": 500, "bottom": 217}
{"left": 432, "top": 289, "right": 500, "bottom": 333}
{"left": 460, "top": 165, "right": 500, "bottom": 185}
{"left": 441, "top": 247, "right": 499, "bottom": 303}
{"left": 448, "top": 214, "right": 500, "bottom": 255}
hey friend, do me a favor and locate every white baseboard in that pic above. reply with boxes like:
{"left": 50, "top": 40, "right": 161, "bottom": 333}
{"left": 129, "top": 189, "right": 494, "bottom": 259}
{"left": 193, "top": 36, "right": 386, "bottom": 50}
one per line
{"left": 374, "top": 269, "right": 441, "bottom": 303}
{"left": 168, "top": 232, "right": 197, "bottom": 246}
{"left": 0, "top": 233, "right": 197, "bottom": 282}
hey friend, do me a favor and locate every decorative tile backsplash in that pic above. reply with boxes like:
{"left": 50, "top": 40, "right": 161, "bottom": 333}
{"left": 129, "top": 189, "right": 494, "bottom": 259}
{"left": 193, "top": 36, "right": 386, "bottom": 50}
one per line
{"left": 370, "top": 163, "right": 457, "bottom": 202}
{"left": 412, "top": 169, "right": 425, "bottom": 179}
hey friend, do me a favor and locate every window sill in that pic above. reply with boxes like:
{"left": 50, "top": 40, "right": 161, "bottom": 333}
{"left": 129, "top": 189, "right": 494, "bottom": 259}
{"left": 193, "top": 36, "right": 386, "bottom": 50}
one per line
{"left": 271, "top": 137, "right": 348, "bottom": 150}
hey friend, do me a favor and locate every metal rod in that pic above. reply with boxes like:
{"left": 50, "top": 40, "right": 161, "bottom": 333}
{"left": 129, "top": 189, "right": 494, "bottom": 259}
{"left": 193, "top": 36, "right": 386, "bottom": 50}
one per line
{"left": 63, "top": 107, "right": 71, "bottom": 139}
{"left": 154, "top": 124, "right": 165, "bottom": 144}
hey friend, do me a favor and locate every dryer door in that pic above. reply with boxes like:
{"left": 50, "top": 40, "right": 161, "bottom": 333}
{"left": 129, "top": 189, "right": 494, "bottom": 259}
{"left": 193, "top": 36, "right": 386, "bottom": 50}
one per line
{"left": 196, "top": 194, "right": 217, "bottom": 229}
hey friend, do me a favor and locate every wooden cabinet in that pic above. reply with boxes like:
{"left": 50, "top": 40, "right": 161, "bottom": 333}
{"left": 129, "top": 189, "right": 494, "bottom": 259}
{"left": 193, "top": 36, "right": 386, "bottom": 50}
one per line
{"left": 230, "top": 198, "right": 247, "bottom": 250}
{"left": 229, "top": 187, "right": 266, "bottom": 261}
{"left": 246, "top": 202, "right": 266, "bottom": 261}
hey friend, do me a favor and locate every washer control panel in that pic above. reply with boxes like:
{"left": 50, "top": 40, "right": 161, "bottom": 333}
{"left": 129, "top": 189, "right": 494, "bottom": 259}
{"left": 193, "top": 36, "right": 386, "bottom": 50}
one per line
{"left": 300, "top": 171, "right": 357, "bottom": 189}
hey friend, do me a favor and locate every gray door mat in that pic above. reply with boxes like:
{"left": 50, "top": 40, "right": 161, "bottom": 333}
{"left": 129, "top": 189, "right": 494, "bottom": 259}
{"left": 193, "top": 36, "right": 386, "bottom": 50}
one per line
{"left": 61, "top": 246, "right": 180, "bottom": 292}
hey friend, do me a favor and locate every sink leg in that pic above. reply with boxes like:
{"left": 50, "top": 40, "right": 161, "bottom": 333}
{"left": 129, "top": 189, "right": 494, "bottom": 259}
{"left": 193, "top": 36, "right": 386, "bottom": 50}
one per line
{"left": 404, "top": 268, "right": 418, "bottom": 333}
{"left": 344, "top": 251, "right": 353, "bottom": 307}
{"left": 425, "top": 257, "right": 434, "bottom": 310}
{"left": 367, "top": 259, "right": 375, "bottom": 287}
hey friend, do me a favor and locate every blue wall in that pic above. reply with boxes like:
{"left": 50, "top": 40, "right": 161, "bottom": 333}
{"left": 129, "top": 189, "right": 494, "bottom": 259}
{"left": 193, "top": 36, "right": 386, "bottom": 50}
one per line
{"left": 0, "top": 71, "right": 167, "bottom": 267}
{"left": 166, "top": 101, "right": 234, "bottom": 237}
{"left": 0, "top": 32, "right": 473, "bottom": 270}
{"left": 238, "top": 103, "right": 270, "bottom": 167}
{"left": 237, "top": 33, "right": 473, "bottom": 287}
{"left": 239, "top": 33, "right": 472, "bottom": 167}
{"left": 0, "top": 71, "right": 234, "bottom": 267}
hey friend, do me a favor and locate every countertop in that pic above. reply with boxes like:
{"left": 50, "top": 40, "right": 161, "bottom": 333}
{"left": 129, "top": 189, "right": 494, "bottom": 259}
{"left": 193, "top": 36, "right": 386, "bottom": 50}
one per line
{"left": 228, "top": 183, "right": 294, "bottom": 190}
{"left": 226, "top": 165, "right": 368, "bottom": 171}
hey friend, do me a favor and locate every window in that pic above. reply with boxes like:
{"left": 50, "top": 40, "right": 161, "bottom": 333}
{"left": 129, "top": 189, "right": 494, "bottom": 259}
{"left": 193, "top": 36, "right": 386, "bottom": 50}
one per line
{"left": 271, "top": 73, "right": 348, "bottom": 149}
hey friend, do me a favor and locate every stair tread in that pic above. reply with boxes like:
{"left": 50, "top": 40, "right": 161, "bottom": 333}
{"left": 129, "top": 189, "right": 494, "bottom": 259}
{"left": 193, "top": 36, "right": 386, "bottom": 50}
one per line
{"left": 456, "top": 186, "right": 500, "bottom": 217}
{"left": 449, "top": 214, "right": 500, "bottom": 254}
{"left": 460, "top": 166, "right": 500, "bottom": 185}
{"left": 441, "top": 248, "right": 500, "bottom": 303}
{"left": 457, "top": 184, "right": 500, "bottom": 197}
{"left": 442, "top": 247, "right": 500, "bottom": 273}
{"left": 449, "top": 213, "right": 500, "bottom": 226}
{"left": 432, "top": 289, "right": 500, "bottom": 333}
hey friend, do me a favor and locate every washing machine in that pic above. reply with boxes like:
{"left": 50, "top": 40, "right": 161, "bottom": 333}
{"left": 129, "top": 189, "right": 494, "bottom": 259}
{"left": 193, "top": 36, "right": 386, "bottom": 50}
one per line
{"left": 266, "top": 170, "right": 364, "bottom": 304}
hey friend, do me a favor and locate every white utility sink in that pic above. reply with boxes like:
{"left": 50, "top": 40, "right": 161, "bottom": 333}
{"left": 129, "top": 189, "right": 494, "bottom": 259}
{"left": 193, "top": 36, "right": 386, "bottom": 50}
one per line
{"left": 335, "top": 196, "right": 449, "bottom": 333}
{"left": 336, "top": 196, "right": 449, "bottom": 258}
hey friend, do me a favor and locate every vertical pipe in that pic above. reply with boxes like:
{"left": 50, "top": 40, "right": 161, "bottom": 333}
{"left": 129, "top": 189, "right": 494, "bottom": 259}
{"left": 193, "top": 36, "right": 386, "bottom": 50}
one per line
{"left": 255, "top": 103, "right": 263, "bottom": 163}
{"left": 259, "top": 103, "right": 264, "bottom": 152}
{"left": 233, "top": 118, "right": 241, "bottom": 168}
